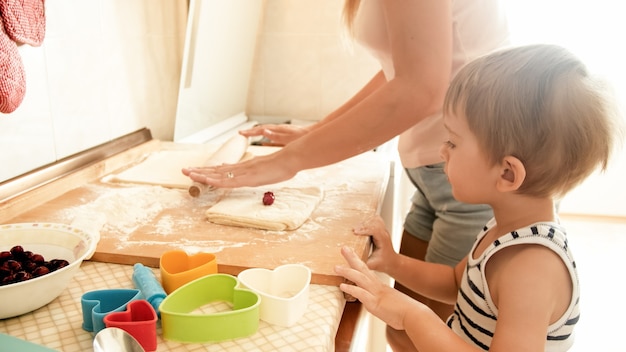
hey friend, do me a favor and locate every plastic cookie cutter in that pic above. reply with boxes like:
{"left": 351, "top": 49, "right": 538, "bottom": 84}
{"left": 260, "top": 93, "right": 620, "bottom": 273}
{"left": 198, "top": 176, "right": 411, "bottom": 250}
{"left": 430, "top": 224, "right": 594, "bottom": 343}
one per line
{"left": 159, "top": 250, "right": 218, "bottom": 294}
{"left": 159, "top": 274, "right": 260, "bottom": 343}
{"left": 238, "top": 264, "right": 311, "bottom": 327}
{"left": 103, "top": 299, "right": 158, "bottom": 352}
{"left": 81, "top": 288, "right": 143, "bottom": 334}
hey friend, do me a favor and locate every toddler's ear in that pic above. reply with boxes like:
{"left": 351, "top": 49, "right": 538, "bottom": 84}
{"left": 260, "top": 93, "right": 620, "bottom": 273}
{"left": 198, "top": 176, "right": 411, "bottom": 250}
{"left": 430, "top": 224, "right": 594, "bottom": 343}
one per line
{"left": 496, "top": 156, "right": 526, "bottom": 192}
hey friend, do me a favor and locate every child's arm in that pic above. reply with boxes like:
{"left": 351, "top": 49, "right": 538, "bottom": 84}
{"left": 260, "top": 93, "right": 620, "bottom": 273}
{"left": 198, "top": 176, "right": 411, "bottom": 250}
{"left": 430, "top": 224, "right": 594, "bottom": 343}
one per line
{"left": 353, "top": 215, "right": 459, "bottom": 304}
{"left": 335, "top": 246, "right": 424, "bottom": 329}
{"left": 335, "top": 246, "right": 483, "bottom": 352}
{"left": 335, "top": 244, "right": 569, "bottom": 352}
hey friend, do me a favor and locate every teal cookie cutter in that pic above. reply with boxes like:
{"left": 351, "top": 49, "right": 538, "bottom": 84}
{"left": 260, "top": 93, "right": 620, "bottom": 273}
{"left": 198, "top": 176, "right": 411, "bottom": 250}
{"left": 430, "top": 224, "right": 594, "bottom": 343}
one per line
{"left": 81, "top": 288, "right": 143, "bottom": 334}
{"left": 159, "top": 273, "right": 260, "bottom": 343}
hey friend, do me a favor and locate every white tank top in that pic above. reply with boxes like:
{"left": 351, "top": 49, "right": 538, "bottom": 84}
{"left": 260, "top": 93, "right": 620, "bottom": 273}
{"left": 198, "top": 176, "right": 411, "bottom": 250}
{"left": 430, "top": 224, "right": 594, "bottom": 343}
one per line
{"left": 448, "top": 219, "right": 580, "bottom": 351}
{"left": 353, "top": 0, "right": 510, "bottom": 168}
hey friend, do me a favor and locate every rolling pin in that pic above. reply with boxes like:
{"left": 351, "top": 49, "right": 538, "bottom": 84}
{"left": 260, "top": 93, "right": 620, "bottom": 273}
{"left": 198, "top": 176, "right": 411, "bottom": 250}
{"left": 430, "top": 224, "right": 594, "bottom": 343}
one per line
{"left": 132, "top": 263, "right": 166, "bottom": 317}
{"left": 188, "top": 134, "right": 249, "bottom": 197}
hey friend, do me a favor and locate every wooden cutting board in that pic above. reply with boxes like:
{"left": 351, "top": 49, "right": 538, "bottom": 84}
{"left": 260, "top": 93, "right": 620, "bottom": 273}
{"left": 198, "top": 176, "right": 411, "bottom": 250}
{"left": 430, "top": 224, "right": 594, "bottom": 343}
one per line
{"left": 5, "top": 142, "right": 390, "bottom": 286}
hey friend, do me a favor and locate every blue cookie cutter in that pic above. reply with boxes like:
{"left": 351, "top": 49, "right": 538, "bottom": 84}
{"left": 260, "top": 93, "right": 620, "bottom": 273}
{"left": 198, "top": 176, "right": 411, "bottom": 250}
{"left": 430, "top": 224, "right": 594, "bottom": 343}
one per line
{"left": 81, "top": 288, "right": 143, "bottom": 334}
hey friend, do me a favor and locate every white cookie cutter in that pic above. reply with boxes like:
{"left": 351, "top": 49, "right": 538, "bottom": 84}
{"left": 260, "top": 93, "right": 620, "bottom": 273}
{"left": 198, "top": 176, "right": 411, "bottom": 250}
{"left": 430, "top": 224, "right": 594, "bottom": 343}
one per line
{"left": 237, "top": 264, "right": 311, "bottom": 327}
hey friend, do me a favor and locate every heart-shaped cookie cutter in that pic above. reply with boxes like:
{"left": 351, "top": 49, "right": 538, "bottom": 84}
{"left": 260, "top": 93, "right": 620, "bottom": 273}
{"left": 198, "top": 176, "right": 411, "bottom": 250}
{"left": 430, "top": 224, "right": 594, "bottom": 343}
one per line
{"left": 103, "top": 299, "right": 158, "bottom": 352}
{"left": 238, "top": 264, "right": 311, "bottom": 327}
{"left": 159, "top": 274, "right": 260, "bottom": 343}
{"left": 159, "top": 250, "right": 218, "bottom": 294}
{"left": 81, "top": 288, "right": 143, "bottom": 334}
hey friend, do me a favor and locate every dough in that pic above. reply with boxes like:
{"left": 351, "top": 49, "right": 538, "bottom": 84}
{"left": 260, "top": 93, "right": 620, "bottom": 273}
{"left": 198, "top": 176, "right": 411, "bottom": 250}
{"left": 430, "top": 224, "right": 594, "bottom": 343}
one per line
{"left": 206, "top": 186, "right": 323, "bottom": 231}
{"left": 110, "top": 135, "right": 249, "bottom": 189}
{"left": 199, "top": 134, "right": 249, "bottom": 167}
{"left": 110, "top": 149, "right": 208, "bottom": 188}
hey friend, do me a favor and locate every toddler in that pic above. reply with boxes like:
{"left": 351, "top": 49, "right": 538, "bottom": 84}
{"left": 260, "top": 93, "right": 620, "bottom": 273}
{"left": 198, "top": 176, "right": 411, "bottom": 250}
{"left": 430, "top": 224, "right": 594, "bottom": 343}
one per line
{"left": 335, "top": 44, "right": 621, "bottom": 351}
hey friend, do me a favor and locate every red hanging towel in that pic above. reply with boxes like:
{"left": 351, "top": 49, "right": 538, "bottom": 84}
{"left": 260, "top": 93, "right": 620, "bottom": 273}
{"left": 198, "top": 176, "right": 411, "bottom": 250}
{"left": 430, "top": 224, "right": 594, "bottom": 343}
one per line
{"left": 0, "top": 16, "right": 25, "bottom": 114}
{"left": 0, "top": 0, "right": 46, "bottom": 46}
{"left": 0, "top": 0, "right": 45, "bottom": 113}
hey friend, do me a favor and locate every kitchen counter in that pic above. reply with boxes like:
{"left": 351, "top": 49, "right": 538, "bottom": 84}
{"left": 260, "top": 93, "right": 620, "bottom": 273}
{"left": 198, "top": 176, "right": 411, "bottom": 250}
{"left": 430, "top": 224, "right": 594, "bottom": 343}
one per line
{"left": 0, "top": 130, "right": 392, "bottom": 351}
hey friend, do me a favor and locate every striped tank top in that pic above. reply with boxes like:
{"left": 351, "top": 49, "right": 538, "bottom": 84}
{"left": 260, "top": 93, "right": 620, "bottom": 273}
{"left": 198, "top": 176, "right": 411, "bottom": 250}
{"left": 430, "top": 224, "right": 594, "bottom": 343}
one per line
{"left": 447, "top": 218, "right": 580, "bottom": 351}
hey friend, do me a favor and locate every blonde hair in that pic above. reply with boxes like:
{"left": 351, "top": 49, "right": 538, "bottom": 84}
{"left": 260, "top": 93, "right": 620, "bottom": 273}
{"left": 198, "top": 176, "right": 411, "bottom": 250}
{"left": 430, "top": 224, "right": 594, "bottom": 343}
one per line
{"left": 444, "top": 44, "right": 621, "bottom": 198}
{"left": 342, "top": 0, "right": 361, "bottom": 37}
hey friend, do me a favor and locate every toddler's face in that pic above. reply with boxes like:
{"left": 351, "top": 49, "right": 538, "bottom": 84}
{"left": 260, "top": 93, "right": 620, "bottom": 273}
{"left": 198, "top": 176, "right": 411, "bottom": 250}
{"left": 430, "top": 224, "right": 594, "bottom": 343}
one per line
{"left": 440, "top": 113, "right": 496, "bottom": 204}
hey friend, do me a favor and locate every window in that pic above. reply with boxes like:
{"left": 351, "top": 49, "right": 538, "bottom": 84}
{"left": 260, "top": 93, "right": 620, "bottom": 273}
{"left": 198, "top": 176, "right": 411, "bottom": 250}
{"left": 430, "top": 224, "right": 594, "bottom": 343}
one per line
{"left": 503, "top": 0, "right": 626, "bottom": 217}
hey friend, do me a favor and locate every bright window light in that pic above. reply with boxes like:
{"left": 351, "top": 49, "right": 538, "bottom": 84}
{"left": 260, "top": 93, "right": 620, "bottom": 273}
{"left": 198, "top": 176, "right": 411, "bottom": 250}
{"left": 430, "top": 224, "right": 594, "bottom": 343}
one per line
{"left": 503, "top": 0, "right": 626, "bottom": 217}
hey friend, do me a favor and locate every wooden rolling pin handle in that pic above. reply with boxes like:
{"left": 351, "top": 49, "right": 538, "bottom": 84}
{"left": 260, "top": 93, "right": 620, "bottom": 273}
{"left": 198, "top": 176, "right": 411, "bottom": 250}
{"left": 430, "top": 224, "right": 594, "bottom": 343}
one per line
{"left": 188, "top": 182, "right": 212, "bottom": 197}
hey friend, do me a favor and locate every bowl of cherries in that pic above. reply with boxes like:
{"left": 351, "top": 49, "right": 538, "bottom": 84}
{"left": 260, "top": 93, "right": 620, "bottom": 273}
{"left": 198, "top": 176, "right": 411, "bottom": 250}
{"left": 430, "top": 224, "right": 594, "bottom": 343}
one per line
{"left": 0, "top": 223, "right": 98, "bottom": 319}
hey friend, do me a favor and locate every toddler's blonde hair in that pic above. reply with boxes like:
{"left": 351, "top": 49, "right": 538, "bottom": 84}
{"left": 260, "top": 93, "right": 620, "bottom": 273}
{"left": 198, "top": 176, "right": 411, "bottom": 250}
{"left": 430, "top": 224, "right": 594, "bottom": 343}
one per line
{"left": 444, "top": 44, "right": 621, "bottom": 198}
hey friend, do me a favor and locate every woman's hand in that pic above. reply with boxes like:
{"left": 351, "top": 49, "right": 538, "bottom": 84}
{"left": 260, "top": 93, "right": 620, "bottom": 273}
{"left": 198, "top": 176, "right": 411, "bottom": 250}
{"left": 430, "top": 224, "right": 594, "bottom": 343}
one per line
{"left": 239, "top": 124, "right": 312, "bottom": 146}
{"left": 182, "top": 152, "right": 298, "bottom": 188}
{"left": 353, "top": 215, "right": 397, "bottom": 274}
{"left": 182, "top": 124, "right": 311, "bottom": 188}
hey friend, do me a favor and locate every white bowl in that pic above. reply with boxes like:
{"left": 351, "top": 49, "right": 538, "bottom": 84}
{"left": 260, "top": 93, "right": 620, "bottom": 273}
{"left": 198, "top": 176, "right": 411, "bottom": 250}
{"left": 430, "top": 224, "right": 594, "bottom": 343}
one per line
{"left": 0, "top": 223, "right": 98, "bottom": 319}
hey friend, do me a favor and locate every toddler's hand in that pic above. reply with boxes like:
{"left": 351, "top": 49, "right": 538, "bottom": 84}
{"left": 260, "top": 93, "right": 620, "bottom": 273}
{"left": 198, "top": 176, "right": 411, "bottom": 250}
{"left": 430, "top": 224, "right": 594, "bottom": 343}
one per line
{"left": 353, "top": 215, "right": 396, "bottom": 273}
{"left": 335, "top": 246, "right": 414, "bottom": 331}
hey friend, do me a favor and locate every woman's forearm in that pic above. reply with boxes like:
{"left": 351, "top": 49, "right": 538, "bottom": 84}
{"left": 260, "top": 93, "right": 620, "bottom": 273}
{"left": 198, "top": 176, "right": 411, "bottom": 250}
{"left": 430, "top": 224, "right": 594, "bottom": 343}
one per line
{"left": 278, "top": 73, "right": 446, "bottom": 172}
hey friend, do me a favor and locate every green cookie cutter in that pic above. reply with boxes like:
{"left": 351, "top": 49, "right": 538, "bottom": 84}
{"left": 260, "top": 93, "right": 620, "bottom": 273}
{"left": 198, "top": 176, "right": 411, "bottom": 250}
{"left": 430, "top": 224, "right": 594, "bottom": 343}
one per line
{"left": 159, "top": 273, "right": 260, "bottom": 343}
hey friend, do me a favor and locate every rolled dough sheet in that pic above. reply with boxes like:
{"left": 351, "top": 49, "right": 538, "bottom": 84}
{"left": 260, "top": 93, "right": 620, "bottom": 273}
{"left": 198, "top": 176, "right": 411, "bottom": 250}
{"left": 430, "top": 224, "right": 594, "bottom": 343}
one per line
{"left": 206, "top": 186, "right": 323, "bottom": 231}
{"left": 109, "top": 150, "right": 208, "bottom": 188}
{"left": 110, "top": 135, "right": 249, "bottom": 189}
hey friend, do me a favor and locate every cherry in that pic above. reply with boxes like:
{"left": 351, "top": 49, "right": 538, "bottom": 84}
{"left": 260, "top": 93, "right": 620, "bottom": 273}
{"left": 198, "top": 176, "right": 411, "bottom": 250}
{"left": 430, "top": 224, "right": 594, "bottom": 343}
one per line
{"left": 5, "top": 260, "right": 22, "bottom": 272}
{"left": 0, "top": 251, "right": 12, "bottom": 262}
{"left": 0, "top": 246, "right": 70, "bottom": 286}
{"left": 32, "top": 266, "right": 50, "bottom": 277}
{"left": 13, "top": 271, "right": 32, "bottom": 282}
{"left": 1, "top": 275, "right": 14, "bottom": 285}
{"left": 30, "top": 254, "right": 45, "bottom": 264}
{"left": 23, "top": 261, "right": 37, "bottom": 272}
{"left": 10, "top": 245, "right": 24, "bottom": 258}
{"left": 0, "top": 265, "right": 11, "bottom": 278}
{"left": 47, "top": 259, "right": 69, "bottom": 271}
{"left": 262, "top": 191, "right": 275, "bottom": 206}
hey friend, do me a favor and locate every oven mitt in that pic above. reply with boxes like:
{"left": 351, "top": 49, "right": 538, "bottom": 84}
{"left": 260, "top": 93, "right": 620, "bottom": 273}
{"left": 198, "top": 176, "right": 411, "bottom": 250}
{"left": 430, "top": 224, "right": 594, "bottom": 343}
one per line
{"left": 0, "top": 17, "right": 25, "bottom": 114}
{"left": 0, "top": 0, "right": 46, "bottom": 113}
{"left": 0, "top": 0, "right": 46, "bottom": 46}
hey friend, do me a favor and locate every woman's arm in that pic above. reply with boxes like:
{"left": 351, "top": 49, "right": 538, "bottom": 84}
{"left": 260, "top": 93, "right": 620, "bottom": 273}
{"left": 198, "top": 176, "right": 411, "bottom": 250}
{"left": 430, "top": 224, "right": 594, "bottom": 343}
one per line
{"left": 237, "top": 70, "right": 387, "bottom": 145}
{"left": 184, "top": 0, "right": 453, "bottom": 188}
{"left": 276, "top": 0, "right": 454, "bottom": 165}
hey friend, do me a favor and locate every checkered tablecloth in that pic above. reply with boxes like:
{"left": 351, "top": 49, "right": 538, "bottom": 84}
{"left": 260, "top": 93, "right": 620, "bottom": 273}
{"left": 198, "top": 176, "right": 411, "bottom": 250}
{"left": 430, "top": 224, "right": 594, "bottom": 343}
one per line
{"left": 0, "top": 261, "right": 346, "bottom": 351}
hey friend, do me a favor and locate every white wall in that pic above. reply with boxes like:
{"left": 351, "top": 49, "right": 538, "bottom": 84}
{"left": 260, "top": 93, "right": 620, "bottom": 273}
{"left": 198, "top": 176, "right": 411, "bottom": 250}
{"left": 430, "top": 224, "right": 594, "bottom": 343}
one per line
{"left": 246, "top": 0, "right": 380, "bottom": 123}
{"left": 0, "top": 0, "right": 186, "bottom": 183}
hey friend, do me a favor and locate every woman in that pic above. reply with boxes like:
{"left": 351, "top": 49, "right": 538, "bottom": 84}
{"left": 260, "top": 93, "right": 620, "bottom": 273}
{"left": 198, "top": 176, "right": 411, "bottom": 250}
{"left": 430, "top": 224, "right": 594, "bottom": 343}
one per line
{"left": 184, "top": 1, "right": 509, "bottom": 348}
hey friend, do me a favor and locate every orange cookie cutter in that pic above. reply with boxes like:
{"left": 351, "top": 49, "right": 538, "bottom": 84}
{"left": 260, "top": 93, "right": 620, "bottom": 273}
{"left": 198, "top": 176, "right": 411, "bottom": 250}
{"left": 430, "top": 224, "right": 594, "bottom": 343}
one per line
{"left": 159, "top": 250, "right": 218, "bottom": 294}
